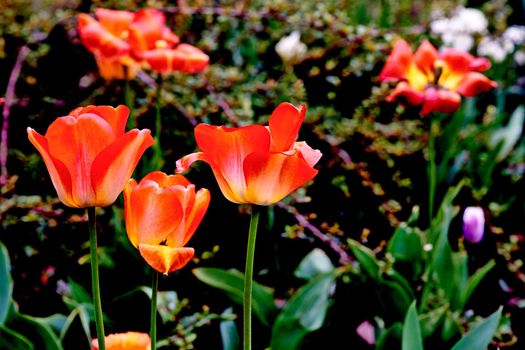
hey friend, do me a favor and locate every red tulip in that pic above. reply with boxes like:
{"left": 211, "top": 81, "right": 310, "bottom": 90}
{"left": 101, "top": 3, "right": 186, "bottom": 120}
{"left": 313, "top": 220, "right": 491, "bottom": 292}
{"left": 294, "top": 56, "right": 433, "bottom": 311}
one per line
{"left": 144, "top": 43, "right": 209, "bottom": 74}
{"left": 124, "top": 171, "right": 210, "bottom": 274}
{"left": 92, "top": 332, "right": 150, "bottom": 350}
{"left": 176, "top": 102, "right": 322, "bottom": 205}
{"left": 27, "top": 105, "right": 153, "bottom": 208}
{"left": 128, "top": 9, "right": 180, "bottom": 60}
{"left": 379, "top": 39, "right": 497, "bottom": 115}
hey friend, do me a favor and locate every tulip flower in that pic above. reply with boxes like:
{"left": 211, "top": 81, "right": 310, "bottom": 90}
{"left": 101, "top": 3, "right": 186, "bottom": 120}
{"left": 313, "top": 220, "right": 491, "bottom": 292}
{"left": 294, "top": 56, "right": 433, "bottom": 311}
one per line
{"left": 144, "top": 43, "right": 210, "bottom": 74}
{"left": 123, "top": 171, "right": 210, "bottom": 274}
{"left": 463, "top": 206, "right": 485, "bottom": 243}
{"left": 78, "top": 9, "right": 141, "bottom": 80}
{"left": 379, "top": 39, "right": 497, "bottom": 115}
{"left": 92, "top": 332, "right": 151, "bottom": 350}
{"left": 176, "top": 102, "right": 322, "bottom": 205}
{"left": 27, "top": 105, "right": 153, "bottom": 208}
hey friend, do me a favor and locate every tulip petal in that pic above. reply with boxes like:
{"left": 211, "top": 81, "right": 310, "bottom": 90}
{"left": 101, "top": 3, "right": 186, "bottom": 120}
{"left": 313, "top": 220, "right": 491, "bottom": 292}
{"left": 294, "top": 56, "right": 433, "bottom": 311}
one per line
{"left": 269, "top": 102, "right": 305, "bottom": 152}
{"left": 378, "top": 39, "right": 413, "bottom": 82}
{"left": 243, "top": 151, "right": 318, "bottom": 205}
{"left": 294, "top": 141, "right": 322, "bottom": 167}
{"left": 138, "top": 244, "right": 194, "bottom": 275}
{"left": 386, "top": 81, "right": 425, "bottom": 106}
{"left": 455, "top": 72, "right": 498, "bottom": 97}
{"left": 77, "top": 14, "right": 130, "bottom": 58}
{"left": 92, "top": 331, "right": 151, "bottom": 350}
{"left": 413, "top": 40, "right": 438, "bottom": 76}
{"left": 69, "top": 105, "right": 129, "bottom": 136}
{"left": 440, "top": 48, "right": 491, "bottom": 74}
{"left": 128, "top": 9, "right": 179, "bottom": 58}
{"left": 92, "top": 129, "right": 153, "bottom": 207}
{"left": 180, "top": 188, "right": 210, "bottom": 247}
{"left": 27, "top": 128, "right": 74, "bottom": 207}
{"left": 194, "top": 124, "right": 270, "bottom": 203}
{"left": 176, "top": 152, "right": 208, "bottom": 173}
{"left": 421, "top": 88, "right": 461, "bottom": 116}
{"left": 125, "top": 179, "right": 184, "bottom": 246}
{"left": 94, "top": 8, "right": 134, "bottom": 37}
{"left": 46, "top": 115, "right": 115, "bottom": 207}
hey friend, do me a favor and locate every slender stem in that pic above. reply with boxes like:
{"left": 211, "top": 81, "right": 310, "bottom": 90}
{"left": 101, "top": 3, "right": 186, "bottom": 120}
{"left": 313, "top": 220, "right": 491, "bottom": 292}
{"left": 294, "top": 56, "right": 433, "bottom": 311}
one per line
{"left": 88, "top": 207, "right": 105, "bottom": 350}
{"left": 150, "top": 269, "right": 159, "bottom": 350}
{"left": 427, "top": 119, "right": 437, "bottom": 231}
{"left": 123, "top": 66, "right": 135, "bottom": 130}
{"left": 243, "top": 206, "right": 260, "bottom": 350}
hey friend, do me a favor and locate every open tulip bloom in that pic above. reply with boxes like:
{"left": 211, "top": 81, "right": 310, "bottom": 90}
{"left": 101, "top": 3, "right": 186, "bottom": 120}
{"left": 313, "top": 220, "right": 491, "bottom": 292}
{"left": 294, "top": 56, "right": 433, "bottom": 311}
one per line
{"left": 92, "top": 332, "right": 151, "bottom": 350}
{"left": 27, "top": 105, "right": 153, "bottom": 350}
{"left": 176, "top": 101, "right": 321, "bottom": 350}
{"left": 379, "top": 39, "right": 497, "bottom": 115}
{"left": 124, "top": 171, "right": 210, "bottom": 349}
{"left": 176, "top": 102, "right": 322, "bottom": 205}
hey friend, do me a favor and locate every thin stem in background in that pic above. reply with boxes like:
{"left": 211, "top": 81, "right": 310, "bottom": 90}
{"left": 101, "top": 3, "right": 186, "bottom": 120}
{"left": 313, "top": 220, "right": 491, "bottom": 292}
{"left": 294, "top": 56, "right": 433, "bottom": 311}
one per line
{"left": 123, "top": 65, "right": 135, "bottom": 130}
{"left": 88, "top": 207, "right": 106, "bottom": 350}
{"left": 1, "top": 46, "right": 29, "bottom": 186}
{"left": 243, "top": 205, "right": 260, "bottom": 350}
{"left": 427, "top": 118, "right": 437, "bottom": 231}
{"left": 150, "top": 269, "right": 159, "bottom": 350}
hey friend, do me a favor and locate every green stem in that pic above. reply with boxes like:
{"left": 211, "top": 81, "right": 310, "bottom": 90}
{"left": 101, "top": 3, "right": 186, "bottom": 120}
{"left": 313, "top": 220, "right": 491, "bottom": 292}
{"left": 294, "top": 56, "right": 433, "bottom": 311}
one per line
{"left": 427, "top": 118, "right": 437, "bottom": 232}
{"left": 243, "top": 206, "right": 260, "bottom": 350}
{"left": 88, "top": 207, "right": 105, "bottom": 350}
{"left": 150, "top": 269, "right": 159, "bottom": 350}
{"left": 124, "top": 66, "right": 135, "bottom": 130}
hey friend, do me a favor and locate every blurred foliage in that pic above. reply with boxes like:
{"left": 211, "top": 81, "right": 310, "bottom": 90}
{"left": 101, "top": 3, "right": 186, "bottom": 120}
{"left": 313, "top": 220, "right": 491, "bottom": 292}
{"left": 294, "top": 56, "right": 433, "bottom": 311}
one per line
{"left": 1, "top": 0, "right": 524, "bottom": 349}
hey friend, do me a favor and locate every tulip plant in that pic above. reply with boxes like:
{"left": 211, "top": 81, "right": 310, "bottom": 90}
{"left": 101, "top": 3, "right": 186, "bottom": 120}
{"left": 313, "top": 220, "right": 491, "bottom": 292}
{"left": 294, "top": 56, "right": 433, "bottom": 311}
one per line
{"left": 2, "top": 2, "right": 524, "bottom": 350}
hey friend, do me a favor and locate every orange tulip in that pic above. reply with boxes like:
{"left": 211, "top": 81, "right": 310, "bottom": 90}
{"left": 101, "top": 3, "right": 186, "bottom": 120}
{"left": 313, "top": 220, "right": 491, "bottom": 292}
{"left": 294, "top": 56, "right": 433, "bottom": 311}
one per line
{"left": 27, "top": 105, "right": 153, "bottom": 208}
{"left": 144, "top": 43, "right": 210, "bottom": 74}
{"left": 92, "top": 332, "right": 151, "bottom": 350}
{"left": 77, "top": 9, "right": 141, "bottom": 80}
{"left": 124, "top": 171, "right": 210, "bottom": 274}
{"left": 176, "top": 102, "right": 322, "bottom": 205}
{"left": 128, "top": 9, "right": 180, "bottom": 60}
{"left": 379, "top": 39, "right": 497, "bottom": 115}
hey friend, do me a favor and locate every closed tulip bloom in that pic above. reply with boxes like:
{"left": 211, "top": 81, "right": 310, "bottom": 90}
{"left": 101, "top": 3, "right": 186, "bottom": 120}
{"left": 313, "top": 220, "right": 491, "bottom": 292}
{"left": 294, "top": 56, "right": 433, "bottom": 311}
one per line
{"left": 379, "top": 39, "right": 497, "bottom": 115}
{"left": 124, "top": 171, "right": 210, "bottom": 274}
{"left": 463, "top": 206, "right": 485, "bottom": 243}
{"left": 176, "top": 102, "right": 322, "bottom": 205}
{"left": 92, "top": 332, "right": 151, "bottom": 350}
{"left": 144, "top": 43, "right": 209, "bottom": 74}
{"left": 27, "top": 105, "right": 153, "bottom": 208}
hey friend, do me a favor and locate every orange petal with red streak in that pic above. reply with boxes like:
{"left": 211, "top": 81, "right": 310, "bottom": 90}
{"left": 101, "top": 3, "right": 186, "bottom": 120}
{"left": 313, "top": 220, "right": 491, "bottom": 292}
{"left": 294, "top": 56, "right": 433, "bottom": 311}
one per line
{"left": 456, "top": 72, "right": 498, "bottom": 97}
{"left": 378, "top": 39, "right": 413, "bottom": 82}
{"left": 268, "top": 102, "right": 305, "bottom": 152}
{"left": 139, "top": 244, "right": 194, "bottom": 275}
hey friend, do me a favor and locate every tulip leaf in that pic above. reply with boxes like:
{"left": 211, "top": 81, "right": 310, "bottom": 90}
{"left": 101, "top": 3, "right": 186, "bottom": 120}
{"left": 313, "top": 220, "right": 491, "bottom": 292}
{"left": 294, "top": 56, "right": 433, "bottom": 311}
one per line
{"left": 387, "top": 223, "right": 423, "bottom": 263}
{"left": 270, "top": 272, "right": 336, "bottom": 350}
{"left": 402, "top": 302, "right": 423, "bottom": 350}
{"left": 193, "top": 268, "right": 276, "bottom": 326}
{"left": 220, "top": 308, "right": 240, "bottom": 350}
{"left": 0, "top": 241, "right": 13, "bottom": 325}
{"left": 451, "top": 307, "right": 502, "bottom": 350}
{"left": 0, "top": 324, "right": 34, "bottom": 349}
{"left": 348, "top": 239, "right": 380, "bottom": 281}
{"left": 459, "top": 260, "right": 496, "bottom": 310}
{"left": 9, "top": 312, "right": 63, "bottom": 350}
{"left": 490, "top": 105, "right": 524, "bottom": 161}
{"left": 294, "top": 248, "right": 335, "bottom": 281}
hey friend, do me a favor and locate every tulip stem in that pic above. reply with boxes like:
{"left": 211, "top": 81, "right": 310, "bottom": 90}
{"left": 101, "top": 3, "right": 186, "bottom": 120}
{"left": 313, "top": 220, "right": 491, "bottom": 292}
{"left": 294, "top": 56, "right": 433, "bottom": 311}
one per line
{"left": 427, "top": 118, "right": 437, "bottom": 233}
{"left": 124, "top": 65, "right": 135, "bottom": 130}
{"left": 150, "top": 269, "right": 159, "bottom": 350}
{"left": 243, "top": 205, "right": 260, "bottom": 350}
{"left": 88, "top": 207, "right": 105, "bottom": 350}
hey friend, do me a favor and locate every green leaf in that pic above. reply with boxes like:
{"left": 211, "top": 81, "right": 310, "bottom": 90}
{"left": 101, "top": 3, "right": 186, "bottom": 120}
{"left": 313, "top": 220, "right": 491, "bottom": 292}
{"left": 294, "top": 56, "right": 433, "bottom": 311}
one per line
{"left": 270, "top": 272, "right": 336, "bottom": 350}
{"left": 0, "top": 324, "right": 34, "bottom": 349}
{"left": 419, "top": 304, "right": 448, "bottom": 339}
{"left": 220, "top": 308, "right": 239, "bottom": 350}
{"left": 294, "top": 248, "right": 335, "bottom": 281}
{"left": 387, "top": 223, "right": 422, "bottom": 263}
{"left": 193, "top": 268, "right": 276, "bottom": 326}
{"left": 490, "top": 105, "right": 524, "bottom": 161}
{"left": 402, "top": 302, "right": 423, "bottom": 350}
{"left": 348, "top": 239, "right": 380, "bottom": 281}
{"left": 451, "top": 307, "right": 502, "bottom": 350}
{"left": 381, "top": 271, "right": 414, "bottom": 316}
{"left": 460, "top": 260, "right": 496, "bottom": 309}
{"left": 10, "top": 312, "right": 63, "bottom": 350}
{"left": 376, "top": 322, "right": 402, "bottom": 350}
{"left": 0, "top": 241, "right": 13, "bottom": 325}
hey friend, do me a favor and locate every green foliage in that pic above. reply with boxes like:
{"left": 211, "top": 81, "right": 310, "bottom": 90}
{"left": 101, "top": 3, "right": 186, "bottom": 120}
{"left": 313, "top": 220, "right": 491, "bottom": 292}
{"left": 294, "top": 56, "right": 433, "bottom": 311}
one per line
{"left": 402, "top": 302, "right": 423, "bottom": 350}
{"left": 451, "top": 307, "right": 502, "bottom": 350}
{"left": 0, "top": 242, "right": 13, "bottom": 325}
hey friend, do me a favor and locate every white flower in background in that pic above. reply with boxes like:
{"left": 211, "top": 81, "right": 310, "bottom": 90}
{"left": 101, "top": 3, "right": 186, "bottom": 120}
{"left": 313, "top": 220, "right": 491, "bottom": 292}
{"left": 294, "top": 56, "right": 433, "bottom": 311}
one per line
{"left": 430, "top": 7, "right": 488, "bottom": 51}
{"left": 503, "top": 25, "right": 525, "bottom": 45}
{"left": 514, "top": 50, "right": 525, "bottom": 65}
{"left": 478, "top": 36, "right": 514, "bottom": 63}
{"left": 275, "top": 31, "right": 307, "bottom": 65}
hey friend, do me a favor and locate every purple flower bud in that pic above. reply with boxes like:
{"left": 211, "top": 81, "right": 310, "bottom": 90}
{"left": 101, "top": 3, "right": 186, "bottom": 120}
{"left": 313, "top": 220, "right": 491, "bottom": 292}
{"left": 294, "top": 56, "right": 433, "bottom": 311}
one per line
{"left": 463, "top": 206, "right": 485, "bottom": 243}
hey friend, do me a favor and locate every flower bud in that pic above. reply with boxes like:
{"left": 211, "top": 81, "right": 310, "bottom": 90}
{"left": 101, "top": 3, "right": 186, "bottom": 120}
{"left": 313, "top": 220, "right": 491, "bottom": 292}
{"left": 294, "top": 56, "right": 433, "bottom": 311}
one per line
{"left": 462, "top": 206, "right": 485, "bottom": 243}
